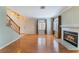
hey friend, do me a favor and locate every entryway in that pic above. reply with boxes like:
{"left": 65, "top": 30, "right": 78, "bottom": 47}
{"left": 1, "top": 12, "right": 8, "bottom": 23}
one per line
{"left": 37, "top": 19, "right": 47, "bottom": 34}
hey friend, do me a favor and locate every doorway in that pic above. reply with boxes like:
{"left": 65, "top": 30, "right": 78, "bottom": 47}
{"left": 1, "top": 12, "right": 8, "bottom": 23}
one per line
{"left": 37, "top": 19, "right": 47, "bottom": 34}
{"left": 53, "top": 16, "right": 62, "bottom": 39}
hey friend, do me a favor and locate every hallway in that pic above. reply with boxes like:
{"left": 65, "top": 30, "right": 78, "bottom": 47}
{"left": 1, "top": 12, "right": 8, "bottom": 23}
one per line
{"left": 0, "top": 34, "right": 79, "bottom": 53}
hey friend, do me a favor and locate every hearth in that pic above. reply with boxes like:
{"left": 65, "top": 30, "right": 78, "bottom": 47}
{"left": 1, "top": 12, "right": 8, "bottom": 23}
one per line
{"left": 63, "top": 31, "right": 78, "bottom": 47}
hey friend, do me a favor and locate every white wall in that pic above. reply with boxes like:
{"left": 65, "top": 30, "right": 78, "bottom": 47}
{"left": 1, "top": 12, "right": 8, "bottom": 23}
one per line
{"left": 53, "top": 17, "right": 59, "bottom": 37}
{"left": 7, "top": 9, "right": 27, "bottom": 34}
{"left": 24, "top": 18, "right": 52, "bottom": 35}
{"left": 47, "top": 18, "right": 52, "bottom": 34}
{"left": 24, "top": 18, "right": 52, "bottom": 34}
{"left": 61, "top": 7, "right": 79, "bottom": 41}
{"left": 24, "top": 17, "right": 37, "bottom": 34}
{"left": 7, "top": 8, "right": 37, "bottom": 34}
{"left": 53, "top": 17, "right": 58, "bottom": 32}
{"left": 0, "top": 7, "right": 19, "bottom": 48}
{"left": 61, "top": 7, "right": 79, "bottom": 25}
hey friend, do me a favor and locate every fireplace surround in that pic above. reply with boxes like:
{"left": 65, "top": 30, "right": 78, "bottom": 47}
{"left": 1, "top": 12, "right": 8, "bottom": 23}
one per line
{"left": 63, "top": 31, "right": 78, "bottom": 47}
{"left": 56, "top": 25, "right": 79, "bottom": 50}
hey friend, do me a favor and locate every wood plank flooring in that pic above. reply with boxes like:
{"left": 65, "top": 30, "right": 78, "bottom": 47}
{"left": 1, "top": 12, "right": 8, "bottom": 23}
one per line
{"left": 0, "top": 34, "right": 79, "bottom": 53}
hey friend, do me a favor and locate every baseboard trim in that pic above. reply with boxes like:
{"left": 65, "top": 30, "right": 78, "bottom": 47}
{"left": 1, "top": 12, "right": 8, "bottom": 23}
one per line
{"left": 0, "top": 35, "right": 22, "bottom": 49}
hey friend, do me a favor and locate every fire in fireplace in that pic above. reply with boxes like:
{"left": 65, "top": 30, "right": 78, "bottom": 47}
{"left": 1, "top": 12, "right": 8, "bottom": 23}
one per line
{"left": 63, "top": 31, "right": 78, "bottom": 47}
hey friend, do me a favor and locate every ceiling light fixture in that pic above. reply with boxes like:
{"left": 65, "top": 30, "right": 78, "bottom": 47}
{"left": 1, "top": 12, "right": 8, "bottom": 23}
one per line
{"left": 40, "top": 6, "right": 45, "bottom": 9}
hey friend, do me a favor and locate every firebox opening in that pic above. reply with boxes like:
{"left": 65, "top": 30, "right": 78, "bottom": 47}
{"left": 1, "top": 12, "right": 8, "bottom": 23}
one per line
{"left": 63, "top": 31, "right": 78, "bottom": 47}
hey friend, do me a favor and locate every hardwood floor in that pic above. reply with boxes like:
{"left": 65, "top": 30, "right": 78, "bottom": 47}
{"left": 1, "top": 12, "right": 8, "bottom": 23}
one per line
{"left": 0, "top": 34, "right": 79, "bottom": 53}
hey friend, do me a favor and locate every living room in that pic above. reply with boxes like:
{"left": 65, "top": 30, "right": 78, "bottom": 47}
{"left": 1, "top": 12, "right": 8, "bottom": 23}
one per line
{"left": 0, "top": 6, "right": 79, "bottom": 53}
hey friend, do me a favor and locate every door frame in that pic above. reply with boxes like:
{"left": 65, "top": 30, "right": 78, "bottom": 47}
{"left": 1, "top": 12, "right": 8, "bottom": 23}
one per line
{"left": 53, "top": 16, "right": 62, "bottom": 39}
{"left": 36, "top": 19, "right": 47, "bottom": 34}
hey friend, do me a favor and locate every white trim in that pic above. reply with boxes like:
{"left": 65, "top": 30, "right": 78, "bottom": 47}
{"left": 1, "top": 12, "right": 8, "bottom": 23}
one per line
{"left": 54, "top": 6, "right": 72, "bottom": 18}
{"left": 61, "top": 25, "right": 79, "bottom": 28}
{"left": 0, "top": 35, "right": 22, "bottom": 49}
{"left": 59, "top": 6, "right": 72, "bottom": 15}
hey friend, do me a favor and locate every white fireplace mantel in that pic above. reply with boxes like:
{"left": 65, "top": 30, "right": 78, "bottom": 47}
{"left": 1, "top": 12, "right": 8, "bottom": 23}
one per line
{"left": 56, "top": 25, "right": 79, "bottom": 50}
{"left": 61, "top": 25, "right": 79, "bottom": 28}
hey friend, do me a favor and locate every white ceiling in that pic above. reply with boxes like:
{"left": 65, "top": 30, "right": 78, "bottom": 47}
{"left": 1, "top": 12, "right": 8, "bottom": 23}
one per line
{"left": 10, "top": 6, "right": 68, "bottom": 18}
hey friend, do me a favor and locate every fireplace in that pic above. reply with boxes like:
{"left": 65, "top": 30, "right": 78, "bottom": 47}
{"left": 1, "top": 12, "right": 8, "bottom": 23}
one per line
{"left": 63, "top": 31, "right": 78, "bottom": 47}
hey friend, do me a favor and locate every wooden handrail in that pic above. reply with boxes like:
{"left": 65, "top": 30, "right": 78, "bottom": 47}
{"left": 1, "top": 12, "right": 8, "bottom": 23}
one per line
{"left": 7, "top": 15, "right": 20, "bottom": 34}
